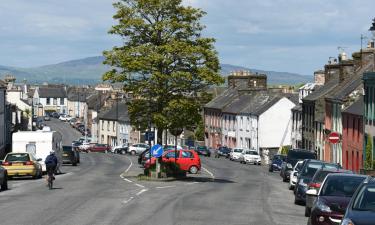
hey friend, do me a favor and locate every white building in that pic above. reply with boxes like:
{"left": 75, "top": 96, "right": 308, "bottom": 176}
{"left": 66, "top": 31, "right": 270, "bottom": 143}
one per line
{"left": 33, "top": 86, "right": 68, "bottom": 115}
{"left": 0, "top": 80, "right": 6, "bottom": 157}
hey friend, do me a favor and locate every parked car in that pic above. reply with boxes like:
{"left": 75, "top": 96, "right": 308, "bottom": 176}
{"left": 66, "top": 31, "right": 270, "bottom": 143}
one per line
{"left": 305, "top": 168, "right": 352, "bottom": 217}
{"left": 269, "top": 154, "right": 286, "bottom": 172}
{"left": 59, "top": 114, "right": 72, "bottom": 122}
{"left": 280, "top": 149, "right": 316, "bottom": 182}
{"left": 241, "top": 150, "right": 261, "bottom": 165}
{"left": 229, "top": 148, "right": 245, "bottom": 161}
{"left": 44, "top": 115, "right": 51, "bottom": 121}
{"left": 112, "top": 144, "right": 128, "bottom": 154}
{"left": 1, "top": 152, "right": 42, "bottom": 179}
{"left": 89, "top": 143, "right": 111, "bottom": 153}
{"left": 62, "top": 145, "right": 80, "bottom": 166}
{"left": 51, "top": 112, "right": 60, "bottom": 118}
{"left": 128, "top": 143, "right": 150, "bottom": 155}
{"left": 294, "top": 159, "right": 342, "bottom": 205}
{"left": 288, "top": 160, "right": 304, "bottom": 190}
{"left": 216, "top": 146, "right": 231, "bottom": 158}
{"left": 308, "top": 173, "right": 368, "bottom": 225}
{"left": 138, "top": 149, "right": 151, "bottom": 166}
{"left": 79, "top": 142, "right": 92, "bottom": 152}
{"left": 0, "top": 165, "right": 8, "bottom": 191}
{"left": 164, "top": 145, "right": 183, "bottom": 151}
{"left": 145, "top": 150, "right": 201, "bottom": 174}
{"left": 341, "top": 177, "right": 375, "bottom": 225}
{"left": 195, "top": 146, "right": 211, "bottom": 157}
{"left": 69, "top": 118, "right": 77, "bottom": 126}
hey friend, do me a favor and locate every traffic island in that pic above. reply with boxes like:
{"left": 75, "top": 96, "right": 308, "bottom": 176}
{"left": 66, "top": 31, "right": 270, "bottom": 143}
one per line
{"left": 142, "top": 161, "right": 187, "bottom": 181}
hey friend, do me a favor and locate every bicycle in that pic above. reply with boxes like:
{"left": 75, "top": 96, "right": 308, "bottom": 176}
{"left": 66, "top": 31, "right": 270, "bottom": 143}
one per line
{"left": 46, "top": 166, "right": 55, "bottom": 190}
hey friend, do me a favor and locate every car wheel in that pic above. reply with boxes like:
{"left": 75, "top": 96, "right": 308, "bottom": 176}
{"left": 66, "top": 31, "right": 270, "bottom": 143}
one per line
{"left": 121, "top": 149, "right": 126, "bottom": 155}
{"left": 282, "top": 175, "right": 287, "bottom": 182}
{"left": 305, "top": 207, "right": 311, "bottom": 217}
{"left": 288, "top": 184, "right": 293, "bottom": 190}
{"left": 131, "top": 150, "right": 136, "bottom": 156}
{"left": 1, "top": 173, "right": 8, "bottom": 191}
{"left": 189, "top": 166, "right": 199, "bottom": 174}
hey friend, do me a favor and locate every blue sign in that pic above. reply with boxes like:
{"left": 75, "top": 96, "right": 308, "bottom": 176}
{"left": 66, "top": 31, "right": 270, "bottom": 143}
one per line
{"left": 151, "top": 144, "right": 164, "bottom": 158}
{"left": 145, "top": 131, "right": 155, "bottom": 141}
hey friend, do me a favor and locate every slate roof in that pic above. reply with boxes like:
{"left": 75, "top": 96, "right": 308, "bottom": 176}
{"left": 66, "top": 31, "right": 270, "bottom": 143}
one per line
{"left": 252, "top": 96, "right": 282, "bottom": 116}
{"left": 342, "top": 96, "right": 364, "bottom": 116}
{"left": 292, "top": 104, "right": 302, "bottom": 112}
{"left": 99, "top": 102, "right": 129, "bottom": 122}
{"left": 326, "top": 72, "right": 362, "bottom": 101}
{"left": 38, "top": 87, "right": 67, "bottom": 98}
{"left": 204, "top": 87, "right": 239, "bottom": 110}
{"left": 303, "top": 77, "right": 339, "bottom": 102}
{"left": 86, "top": 93, "right": 107, "bottom": 110}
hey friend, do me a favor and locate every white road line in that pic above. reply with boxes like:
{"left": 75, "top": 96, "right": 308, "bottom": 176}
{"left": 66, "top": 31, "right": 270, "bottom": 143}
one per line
{"left": 135, "top": 183, "right": 145, "bottom": 188}
{"left": 123, "top": 178, "right": 133, "bottom": 183}
{"left": 125, "top": 156, "right": 133, "bottom": 173}
{"left": 136, "top": 189, "right": 148, "bottom": 196}
{"left": 120, "top": 174, "right": 124, "bottom": 179}
{"left": 155, "top": 185, "right": 176, "bottom": 189}
{"left": 202, "top": 166, "right": 215, "bottom": 179}
{"left": 122, "top": 197, "right": 134, "bottom": 204}
{"left": 185, "top": 182, "right": 199, "bottom": 185}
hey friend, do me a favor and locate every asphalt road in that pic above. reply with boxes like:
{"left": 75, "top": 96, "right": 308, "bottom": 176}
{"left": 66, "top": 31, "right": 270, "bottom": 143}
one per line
{"left": 0, "top": 119, "right": 308, "bottom": 225}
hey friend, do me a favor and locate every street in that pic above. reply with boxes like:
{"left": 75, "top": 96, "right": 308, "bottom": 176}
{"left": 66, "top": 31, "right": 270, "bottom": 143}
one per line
{"left": 0, "top": 120, "right": 307, "bottom": 225}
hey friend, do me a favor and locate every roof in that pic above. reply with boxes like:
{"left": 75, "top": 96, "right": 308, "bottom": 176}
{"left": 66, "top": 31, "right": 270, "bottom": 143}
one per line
{"left": 292, "top": 104, "right": 302, "bottom": 112}
{"left": 342, "top": 96, "right": 364, "bottom": 116}
{"left": 37, "top": 87, "right": 67, "bottom": 98}
{"left": 326, "top": 72, "right": 362, "bottom": 101}
{"left": 99, "top": 102, "right": 129, "bottom": 122}
{"left": 303, "top": 77, "right": 339, "bottom": 102}
{"left": 204, "top": 87, "right": 239, "bottom": 110}
{"left": 252, "top": 96, "right": 282, "bottom": 116}
{"left": 86, "top": 93, "right": 107, "bottom": 110}
{"left": 0, "top": 80, "right": 6, "bottom": 88}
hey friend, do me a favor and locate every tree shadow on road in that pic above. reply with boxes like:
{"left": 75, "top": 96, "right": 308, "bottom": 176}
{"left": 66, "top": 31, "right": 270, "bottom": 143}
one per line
{"left": 180, "top": 176, "right": 235, "bottom": 184}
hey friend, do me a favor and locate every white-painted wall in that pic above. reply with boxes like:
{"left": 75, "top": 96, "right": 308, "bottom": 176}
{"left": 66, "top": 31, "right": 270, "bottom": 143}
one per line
{"left": 236, "top": 114, "right": 258, "bottom": 151}
{"left": 6, "top": 91, "right": 31, "bottom": 112}
{"left": 258, "top": 97, "right": 295, "bottom": 148}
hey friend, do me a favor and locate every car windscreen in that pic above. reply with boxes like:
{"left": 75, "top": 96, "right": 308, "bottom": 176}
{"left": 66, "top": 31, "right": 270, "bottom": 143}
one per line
{"left": 233, "top": 149, "right": 243, "bottom": 153}
{"left": 6, "top": 153, "right": 30, "bottom": 162}
{"left": 274, "top": 155, "right": 285, "bottom": 160}
{"left": 312, "top": 171, "right": 333, "bottom": 183}
{"left": 353, "top": 185, "right": 375, "bottom": 211}
{"left": 320, "top": 176, "right": 365, "bottom": 197}
{"left": 63, "top": 146, "right": 72, "bottom": 152}
{"left": 295, "top": 162, "right": 303, "bottom": 171}
{"left": 288, "top": 150, "right": 316, "bottom": 160}
{"left": 301, "top": 162, "right": 323, "bottom": 177}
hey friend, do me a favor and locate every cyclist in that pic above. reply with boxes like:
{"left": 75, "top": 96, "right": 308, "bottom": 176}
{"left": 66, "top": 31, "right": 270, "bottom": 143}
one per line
{"left": 45, "top": 150, "right": 58, "bottom": 183}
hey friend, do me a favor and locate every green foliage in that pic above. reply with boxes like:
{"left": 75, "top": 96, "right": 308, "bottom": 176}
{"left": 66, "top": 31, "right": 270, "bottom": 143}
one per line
{"left": 365, "top": 137, "right": 373, "bottom": 170}
{"left": 194, "top": 121, "right": 205, "bottom": 141}
{"left": 103, "top": 0, "right": 224, "bottom": 135}
{"left": 281, "top": 145, "right": 291, "bottom": 155}
{"left": 144, "top": 161, "right": 185, "bottom": 178}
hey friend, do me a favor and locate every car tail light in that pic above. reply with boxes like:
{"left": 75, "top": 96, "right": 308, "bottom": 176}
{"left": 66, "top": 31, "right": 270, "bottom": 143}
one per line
{"left": 2, "top": 161, "right": 11, "bottom": 166}
{"left": 24, "top": 161, "right": 34, "bottom": 165}
{"left": 308, "top": 182, "right": 321, "bottom": 188}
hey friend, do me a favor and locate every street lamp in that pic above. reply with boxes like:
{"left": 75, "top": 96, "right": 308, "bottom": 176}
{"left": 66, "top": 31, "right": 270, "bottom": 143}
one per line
{"left": 369, "top": 17, "right": 375, "bottom": 41}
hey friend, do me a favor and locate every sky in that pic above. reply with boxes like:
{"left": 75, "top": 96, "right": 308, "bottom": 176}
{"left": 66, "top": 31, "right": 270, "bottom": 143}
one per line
{"left": 1, "top": 0, "right": 375, "bottom": 75}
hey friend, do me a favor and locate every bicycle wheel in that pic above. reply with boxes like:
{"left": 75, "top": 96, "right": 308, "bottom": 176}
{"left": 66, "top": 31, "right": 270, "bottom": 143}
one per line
{"left": 48, "top": 176, "right": 53, "bottom": 190}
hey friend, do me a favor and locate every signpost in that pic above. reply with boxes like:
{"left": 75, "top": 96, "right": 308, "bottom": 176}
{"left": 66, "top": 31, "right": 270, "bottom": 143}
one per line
{"left": 151, "top": 144, "right": 163, "bottom": 178}
{"left": 328, "top": 132, "right": 340, "bottom": 144}
{"left": 145, "top": 131, "right": 155, "bottom": 142}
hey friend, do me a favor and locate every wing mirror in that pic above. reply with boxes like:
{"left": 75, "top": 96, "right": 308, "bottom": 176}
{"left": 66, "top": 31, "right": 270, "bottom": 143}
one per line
{"left": 306, "top": 189, "right": 318, "bottom": 196}
{"left": 37, "top": 158, "right": 42, "bottom": 162}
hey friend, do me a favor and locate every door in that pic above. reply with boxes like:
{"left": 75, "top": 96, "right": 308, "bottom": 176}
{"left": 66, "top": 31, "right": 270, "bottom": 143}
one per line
{"left": 163, "top": 151, "right": 178, "bottom": 164}
{"left": 178, "top": 151, "right": 195, "bottom": 171}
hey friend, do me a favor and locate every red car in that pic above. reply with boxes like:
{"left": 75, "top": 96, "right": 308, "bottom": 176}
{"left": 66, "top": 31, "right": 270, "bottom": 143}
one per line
{"left": 88, "top": 144, "right": 111, "bottom": 153}
{"left": 145, "top": 150, "right": 201, "bottom": 174}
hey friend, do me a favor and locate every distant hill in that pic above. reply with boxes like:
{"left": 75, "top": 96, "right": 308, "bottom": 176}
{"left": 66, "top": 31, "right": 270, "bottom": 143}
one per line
{"left": 0, "top": 56, "right": 312, "bottom": 85}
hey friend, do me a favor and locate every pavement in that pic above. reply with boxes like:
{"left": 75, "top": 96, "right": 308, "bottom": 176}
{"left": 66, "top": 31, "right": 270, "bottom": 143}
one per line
{"left": 0, "top": 119, "right": 309, "bottom": 225}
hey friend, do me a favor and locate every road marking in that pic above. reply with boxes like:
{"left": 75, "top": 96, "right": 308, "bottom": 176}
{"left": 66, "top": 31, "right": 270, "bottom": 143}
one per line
{"left": 125, "top": 156, "right": 133, "bottom": 173}
{"left": 135, "top": 183, "right": 145, "bottom": 188}
{"left": 123, "top": 178, "right": 133, "bottom": 183}
{"left": 155, "top": 185, "right": 176, "bottom": 189}
{"left": 120, "top": 174, "right": 124, "bottom": 179}
{"left": 185, "top": 182, "right": 200, "bottom": 185}
{"left": 202, "top": 166, "right": 215, "bottom": 179}
{"left": 122, "top": 197, "right": 134, "bottom": 204}
{"left": 136, "top": 189, "right": 148, "bottom": 196}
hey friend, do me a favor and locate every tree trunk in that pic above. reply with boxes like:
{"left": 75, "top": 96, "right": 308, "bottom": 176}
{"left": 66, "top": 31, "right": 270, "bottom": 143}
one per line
{"left": 157, "top": 128, "right": 163, "bottom": 145}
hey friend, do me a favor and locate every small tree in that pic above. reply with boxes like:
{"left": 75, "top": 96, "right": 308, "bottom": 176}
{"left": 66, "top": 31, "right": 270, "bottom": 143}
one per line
{"left": 365, "top": 136, "right": 373, "bottom": 170}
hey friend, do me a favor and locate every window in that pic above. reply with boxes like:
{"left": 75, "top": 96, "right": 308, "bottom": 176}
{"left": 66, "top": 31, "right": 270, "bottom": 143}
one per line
{"left": 101, "top": 120, "right": 104, "bottom": 131}
{"left": 107, "top": 121, "right": 110, "bottom": 131}
{"left": 53, "top": 98, "right": 57, "bottom": 105}
{"left": 181, "top": 151, "right": 193, "bottom": 158}
{"left": 113, "top": 121, "right": 116, "bottom": 132}
{"left": 165, "top": 151, "right": 179, "bottom": 158}
{"left": 60, "top": 98, "right": 64, "bottom": 105}
{"left": 46, "top": 98, "right": 50, "bottom": 105}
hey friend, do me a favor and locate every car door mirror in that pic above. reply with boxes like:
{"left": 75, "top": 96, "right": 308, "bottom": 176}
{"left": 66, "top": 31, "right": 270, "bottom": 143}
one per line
{"left": 37, "top": 158, "right": 42, "bottom": 162}
{"left": 306, "top": 189, "right": 317, "bottom": 196}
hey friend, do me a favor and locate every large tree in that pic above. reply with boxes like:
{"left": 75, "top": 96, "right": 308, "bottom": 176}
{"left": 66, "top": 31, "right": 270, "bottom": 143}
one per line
{"left": 103, "top": 0, "right": 223, "bottom": 143}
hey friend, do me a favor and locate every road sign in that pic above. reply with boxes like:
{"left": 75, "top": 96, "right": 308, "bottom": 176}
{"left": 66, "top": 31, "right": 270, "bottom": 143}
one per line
{"left": 145, "top": 131, "right": 155, "bottom": 141}
{"left": 328, "top": 132, "right": 340, "bottom": 144}
{"left": 151, "top": 144, "right": 164, "bottom": 158}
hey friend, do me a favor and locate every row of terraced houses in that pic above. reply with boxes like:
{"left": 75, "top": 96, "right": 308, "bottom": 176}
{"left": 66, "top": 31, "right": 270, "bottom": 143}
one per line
{"left": 204, "top": 39, "right": 375, "bottom": 173}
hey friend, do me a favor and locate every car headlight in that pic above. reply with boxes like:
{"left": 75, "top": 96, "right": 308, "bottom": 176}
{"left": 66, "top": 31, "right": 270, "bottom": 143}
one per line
{"left": 316, "top": 200, "right": 331, "bottom": 213}
{"left": 341, "top": 218, "right": 355, "bottom": 225}
{"left": 287, "top": 163, "right": 292, "bottom": 169}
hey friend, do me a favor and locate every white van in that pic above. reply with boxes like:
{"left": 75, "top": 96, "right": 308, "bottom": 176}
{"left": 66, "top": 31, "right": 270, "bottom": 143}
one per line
{"left": 12, "top": 128, "right": 63, "bottom": 172}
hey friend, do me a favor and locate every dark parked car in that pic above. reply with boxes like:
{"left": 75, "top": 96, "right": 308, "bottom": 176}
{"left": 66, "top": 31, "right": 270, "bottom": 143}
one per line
{"left": 294, "top": 159, "right": 341, "bottom": 205}
{"left": 280, "top": 149, "right": 316, "bottom": 182}
{"left": 305, "top": 168, "right": 352, "bottom": 217}
{"left": 269, "top": 154, "right": 286, "bottom": 172}
{"left": 51, "top": 112, "right": 60, "bottom": 118}
{"left": 138, "top": 149, "right": 151, "bottom": 166}
{"left": 341, "top": 177, "right": 375, "bottom": 225}
{"left": 216, "top": 146, "right": 231, "bottom": 158}
{"left": 62, "top": 145, "right": 80, "bottom": 166}
{"left": 195, "top": 146, "right": 211, "bottom": 157}
{"left": 88, "top": 144, "right": 111, "bottom": 153}
{"left": 308, "top": 173, "right": 368, "bottom": 225}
